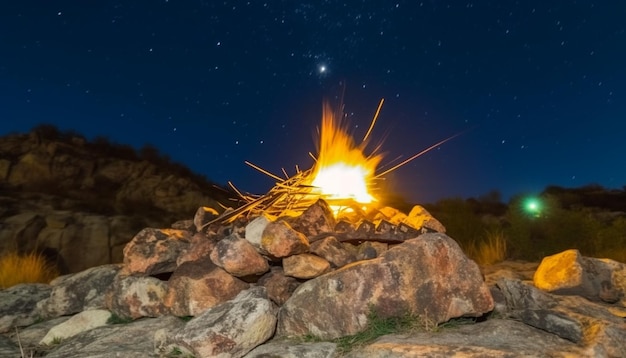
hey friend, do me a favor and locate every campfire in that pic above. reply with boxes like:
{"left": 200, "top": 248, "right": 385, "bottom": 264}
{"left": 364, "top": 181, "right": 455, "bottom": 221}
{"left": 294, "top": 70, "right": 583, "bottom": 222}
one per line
{"left": 207, "top": 99, "right": 457, "bottom": 227}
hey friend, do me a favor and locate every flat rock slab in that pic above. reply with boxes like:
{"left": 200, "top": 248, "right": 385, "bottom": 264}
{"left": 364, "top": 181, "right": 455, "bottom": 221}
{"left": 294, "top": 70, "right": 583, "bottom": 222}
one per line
{"left": 44, "top": 316, "right": 185, "bottom": 358}
{"left": 244, "top": 339, "right": 337, "bottom": 358}
{"left": 345, "top": 319, "right": 592, "bottom": 357}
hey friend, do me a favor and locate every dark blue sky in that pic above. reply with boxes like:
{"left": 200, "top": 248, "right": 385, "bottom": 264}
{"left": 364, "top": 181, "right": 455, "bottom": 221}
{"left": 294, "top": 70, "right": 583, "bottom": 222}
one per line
{"left": 1, "top": 1, "right": 625, "bottom": 203}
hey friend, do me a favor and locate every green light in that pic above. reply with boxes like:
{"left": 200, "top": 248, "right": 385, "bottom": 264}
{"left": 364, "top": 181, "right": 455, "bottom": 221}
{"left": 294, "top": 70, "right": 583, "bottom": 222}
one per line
{"left": 524, "top": 198, "right": 542, "bottom": 217}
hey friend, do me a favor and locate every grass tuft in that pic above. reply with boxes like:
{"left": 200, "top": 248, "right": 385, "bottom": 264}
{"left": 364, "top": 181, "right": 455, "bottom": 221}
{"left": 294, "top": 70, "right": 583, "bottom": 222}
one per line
{"left": 107, "top": 313, "right": 133, "bottom": 325}
{"left": 299, "top": 307, "right": 448, "bottom": 354}
{"left": 0, "top": 251, "right": 59, "bottom": 289}
{"left": 473, "top": 229, "right": 508, "bottom": 265}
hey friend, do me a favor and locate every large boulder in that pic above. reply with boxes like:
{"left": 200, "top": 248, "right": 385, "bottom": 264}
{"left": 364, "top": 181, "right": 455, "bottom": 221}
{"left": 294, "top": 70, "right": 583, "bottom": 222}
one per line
{"left": 277, "top": 233, "right": 494, "bottom": 339}
{"left": 533, "top": 249, "right": 626, "bottom": 305}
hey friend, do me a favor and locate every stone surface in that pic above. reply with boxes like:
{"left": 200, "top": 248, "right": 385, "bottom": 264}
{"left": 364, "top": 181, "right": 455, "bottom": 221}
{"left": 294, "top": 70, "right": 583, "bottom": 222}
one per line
{"left": 122, "top": 228, "right": 192, "bottom": 276}
{"left": 277, "top": 233, "right": 494, "bottom": 340}
{"left": 0, "top": 283, "right": 51, "bottom": 333}
{"left": 310, "top": 236, "right": 356, "bottom": 268}
{"left": 291, "top": 199, "right": 336, "bottom": 238}
{"left": 244, "top": 214, "right": 272, "bottom": 249}
{"left": 498, "top": 277, "right": 626, "bottom": 356}
{"left": 193, "top": 206, "right": 220, "bottom": 232}
{"left": 404, "top": 205, "right": 446, "bottom": 233}
{"left": 4, "top": 248, "right": 626, "bottom": 356}
{"left": 373, "top": 206, "right": 408, "bottom": 225}
{"left": 257, "top": 267, "right": 301, "bottom": 306}
{"left": 210, "top": 234, "right": 269, "bottom": 277}
{"left": 345, "top": 318, "right": 591, "bottom": 357}
{"left": 176, "top": 232, "right": 217, "bottom": 266}
{"left": 261, "top": 220, "right": 310, "bottom": 259}
{"left": 355, "top": 241, "right": 388, "bottom": 260}
{"left": 164, "top": 256, "right": 249, "bottom": 317}
{"left": 534, "top": 248, "right": 624, "bottom": 304}
{"left": 46, "top": 315, "right": 185, "bottom": 358}
{"left": 165, "top": 287, "right": 278, "bottom": 358}
{"left": 38, "top": 264, "right": 121, "bottom": 318}
{"left": 283, "top": 253, "right": 331, "bottom": 279}
{"left": 244, "top": 339, "right": 337, "bottom": 358}
{"left": 40, "top": 309, "right": 111, "bottom": 345}
{"left": 105, "top": 275, "right": 168, "bottom": 319}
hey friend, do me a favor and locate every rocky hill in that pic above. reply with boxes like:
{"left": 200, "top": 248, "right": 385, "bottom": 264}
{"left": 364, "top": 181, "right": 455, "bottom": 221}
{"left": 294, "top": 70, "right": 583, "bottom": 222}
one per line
{"left": 0, "top": 125, "right": 235, "bottom": 273}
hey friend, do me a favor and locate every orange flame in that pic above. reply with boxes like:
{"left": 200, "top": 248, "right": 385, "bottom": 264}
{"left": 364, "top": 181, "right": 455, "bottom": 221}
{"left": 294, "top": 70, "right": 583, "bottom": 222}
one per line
{"left": 308, "top": 102, "right": 383, "bottom": 206}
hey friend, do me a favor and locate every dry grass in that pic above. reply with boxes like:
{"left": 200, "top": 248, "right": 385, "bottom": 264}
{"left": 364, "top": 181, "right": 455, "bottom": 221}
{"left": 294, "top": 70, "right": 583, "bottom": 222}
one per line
{"left": 468, "top": 229, "right": 508, "bottom": 266}
{"left": 0, "top": 251, "right": 59, "bottom": 289}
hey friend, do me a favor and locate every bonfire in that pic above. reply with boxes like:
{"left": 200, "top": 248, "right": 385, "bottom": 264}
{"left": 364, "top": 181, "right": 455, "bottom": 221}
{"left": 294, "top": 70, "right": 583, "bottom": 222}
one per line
{"left": 207, "top": 99, "right": 457, "bottom": 226}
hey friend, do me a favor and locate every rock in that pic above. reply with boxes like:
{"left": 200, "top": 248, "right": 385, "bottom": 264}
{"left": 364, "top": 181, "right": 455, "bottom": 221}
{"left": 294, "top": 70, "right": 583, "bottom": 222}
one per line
{"left": 46, "top": 315, "right": 185, "bottom": 358}
{"left": 40, "top": 309, "right": 111, "bottom": 345}
{"left": 277, "top": 233, "right": 494, "bottom": 340}
{"left": 177, "top": 232, "right": 217, "bottom": 266}
{"left": 164, "top": 256, "right": 249, "bottom": 317}
{"left": 404, "top": 205, "right": 446, "bottom": 233}
{"left": 122, "top": 228, "right": 192, "bottom": 276}
{"left": 245, "top": 214, "right": 272, "bottom": 249}
{"left": 105, "top": 275, "right": 168, "bottom": 319}
{"left": 164, "top": 287, "right": 278, "bottom": 358}
{"left": 5, "top": 316, "right": 69, "bottom": 353}
{"left": 193, "top": 206, "right": 220, "bottom": 232}
{"left": 258, "top": 267, "right": 301, "bottom": 305}
{"left": 0, "top": 283, "right": 51, "bottom": 333}
{"left": 283, "top": 254, "right": 331, "bottom": 279}
{"left": 290, "top": 199, "right": 336, "bottom": 238}
{"left": 310, "top": 236, "right": 356, "bottom": 268}
{"left": 355, "top": 241, "right": 388, "bottom": 260}
{"left": 38, "top": 264, "right": 121, "bottom": 318}
{"left": 261, "top": 221, "right": 310, "bottom": 259}
{"left": 344, "top": 318, "right": 591, "bottom": 357}
{"left": 210, "top": 234, "right": 270, "bottom": 277}
{"left": 0, "top": 334, "right": 19, "bottom": 357}
{"left": 373, "top": 206, "right": 408, "bottom": 225}
{"left": 498, "top": 277, "right": 626, "bottom": 356}
{"left": 534, "top": 249, "right": 624, "bottom": 304}
{"left": 244, "top": 338, "right": 337, "bottom": 358}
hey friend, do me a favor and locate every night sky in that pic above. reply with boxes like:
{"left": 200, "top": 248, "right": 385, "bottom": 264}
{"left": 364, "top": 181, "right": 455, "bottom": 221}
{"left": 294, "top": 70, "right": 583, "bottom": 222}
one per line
{"left": 1, "top": 1, "right": 625, "bottom": 204}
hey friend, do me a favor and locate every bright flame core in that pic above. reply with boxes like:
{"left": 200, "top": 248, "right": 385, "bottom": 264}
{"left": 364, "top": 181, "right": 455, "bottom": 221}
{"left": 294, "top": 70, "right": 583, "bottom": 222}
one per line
{"left": 308, "top": 103, "right": 382, "bottom": 206}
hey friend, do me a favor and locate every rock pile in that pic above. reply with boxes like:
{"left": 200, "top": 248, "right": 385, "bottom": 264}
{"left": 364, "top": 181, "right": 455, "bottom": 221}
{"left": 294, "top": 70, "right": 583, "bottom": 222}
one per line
{"left": 1, "top": 200, "right": 626, "bottom": 357}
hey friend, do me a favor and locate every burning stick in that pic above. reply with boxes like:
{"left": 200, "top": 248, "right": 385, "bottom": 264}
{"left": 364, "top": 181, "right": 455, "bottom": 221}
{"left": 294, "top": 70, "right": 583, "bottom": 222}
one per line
{"left": 205, "top": 99, "right": 459, "bottom": 226}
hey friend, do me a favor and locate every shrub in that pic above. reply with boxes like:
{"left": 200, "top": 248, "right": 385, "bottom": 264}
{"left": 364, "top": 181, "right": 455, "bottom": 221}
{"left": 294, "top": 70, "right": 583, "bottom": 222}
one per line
{"left": 0, "top": 251, "right": 59, "bottom": 289}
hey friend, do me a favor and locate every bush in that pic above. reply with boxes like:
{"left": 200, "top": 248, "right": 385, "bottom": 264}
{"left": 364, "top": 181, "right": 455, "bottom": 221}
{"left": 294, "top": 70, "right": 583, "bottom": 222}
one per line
{"left": 0, "top": 251, "right": 59, "bottom": 289}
